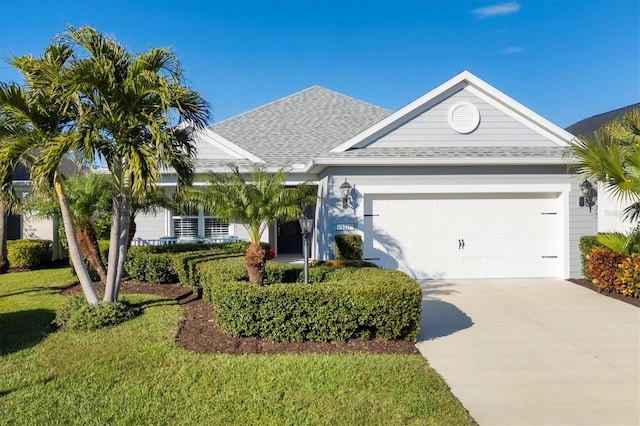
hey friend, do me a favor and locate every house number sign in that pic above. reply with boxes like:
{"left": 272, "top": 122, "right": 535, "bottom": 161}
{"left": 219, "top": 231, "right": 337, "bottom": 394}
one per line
{"left": 336, "top": 223, "right": 356, "bottom": 231}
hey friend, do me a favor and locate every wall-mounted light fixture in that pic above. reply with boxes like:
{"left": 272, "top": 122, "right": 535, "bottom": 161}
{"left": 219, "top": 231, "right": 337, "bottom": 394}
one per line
{"left": 340, "top": 179, "right": 352, "bottom": 209}
{"left": 579, "top": 180, "right": 597, "bottom": 213}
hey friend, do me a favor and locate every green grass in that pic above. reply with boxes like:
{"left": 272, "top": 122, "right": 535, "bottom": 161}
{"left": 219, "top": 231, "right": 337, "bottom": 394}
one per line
{"left": 0, "top": 268, "right": 475, "bottom": 425}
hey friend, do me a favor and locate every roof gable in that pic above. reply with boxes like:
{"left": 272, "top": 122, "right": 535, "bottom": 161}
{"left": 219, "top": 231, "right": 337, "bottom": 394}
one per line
{"left": 330, "top": 70, "right": 575, "bottom": 153}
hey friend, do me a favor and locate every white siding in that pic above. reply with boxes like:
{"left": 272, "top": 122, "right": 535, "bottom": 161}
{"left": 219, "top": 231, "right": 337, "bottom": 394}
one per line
{"left": 134, "top": 209, "right": 168, "bottom": 239}
{"left": 195, "top": 139, "right": 237, "bottom": 160}
{"left": 369, "top": 88, "right": 557, "bottom": 148}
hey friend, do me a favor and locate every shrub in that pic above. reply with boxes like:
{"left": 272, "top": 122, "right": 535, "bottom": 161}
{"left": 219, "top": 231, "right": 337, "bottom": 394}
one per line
{"left": 197, "top": 257, "right": 248, "bottom": 301}
{"left": 580, "top": 235, "right": 604, "bottom": 279}
{"left": 7, "top": 239, "right": 53, "bottom": 269}
{"left": 125, "top": 243, "right": 247, "bottom": 286}
{"left": 54, "top": 295, "right": 141, "bottom": 331}
{"left": 587, "top": 247, "right": 625, "bottom": 293}
{"left": 334, "top": 234, "right": 362, "bottom": 260}
{"left": 617, "top": 254, "right": 640, "bottom": 298}
{"left": 205, "top": 266, "right": 422, "bottom": 343}
{"left": 264, "top": 262, "right": 302, "bottom": 285}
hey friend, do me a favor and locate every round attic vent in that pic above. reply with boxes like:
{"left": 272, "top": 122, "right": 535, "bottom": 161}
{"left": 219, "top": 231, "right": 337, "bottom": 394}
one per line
{"left": 447, "top": 101, "right": 480, "bottom": 134}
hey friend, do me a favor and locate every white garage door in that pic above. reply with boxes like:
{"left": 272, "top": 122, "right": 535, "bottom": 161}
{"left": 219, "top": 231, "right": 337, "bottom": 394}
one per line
{"left": 362, "top": 193, "right": 562, "bottom": 279}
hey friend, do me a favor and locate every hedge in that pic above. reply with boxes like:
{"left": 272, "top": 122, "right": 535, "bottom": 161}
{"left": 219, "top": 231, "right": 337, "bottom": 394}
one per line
{"left": 125, "top": 242, "right": 248, "bottom": 285}
{"left": 334, "top": 234, "right": 363, "bottom": 260}
{"left": 7, "top": 239, "right": 53, "bottom": 269}
{"left": 200, "top": 264, "right": 422, "bottom": 343}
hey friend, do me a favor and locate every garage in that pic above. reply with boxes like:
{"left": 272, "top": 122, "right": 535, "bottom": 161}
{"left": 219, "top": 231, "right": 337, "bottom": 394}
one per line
{"left": 362, "top": 193, "right": 562, "bottom": 279}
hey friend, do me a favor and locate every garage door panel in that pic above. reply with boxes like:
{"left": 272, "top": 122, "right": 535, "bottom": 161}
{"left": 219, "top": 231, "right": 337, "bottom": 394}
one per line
{"left": 363, "top": 193, "right": 561, "bottom": 279}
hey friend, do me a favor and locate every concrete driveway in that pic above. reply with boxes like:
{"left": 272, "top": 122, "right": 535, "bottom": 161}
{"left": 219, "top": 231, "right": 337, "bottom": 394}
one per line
{"left": 415, "top": 279, "right": 639, "bottom": 426}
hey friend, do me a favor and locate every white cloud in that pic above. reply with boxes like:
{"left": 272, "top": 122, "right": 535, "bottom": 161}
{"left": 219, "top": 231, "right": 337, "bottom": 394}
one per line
{"left": 500, "top": 46, "right": 525, "bottom": 54}
{"left": 471, "top": 1, "right": 521, "bottom": 18}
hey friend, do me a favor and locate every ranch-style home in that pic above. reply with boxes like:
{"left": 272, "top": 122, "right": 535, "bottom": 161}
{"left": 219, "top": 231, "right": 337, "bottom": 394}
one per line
{"left": 15, "top": 70, "right": 624, "bottom": 279}
{"left": 129, "top": 70, "right": 596, "bottom": 279}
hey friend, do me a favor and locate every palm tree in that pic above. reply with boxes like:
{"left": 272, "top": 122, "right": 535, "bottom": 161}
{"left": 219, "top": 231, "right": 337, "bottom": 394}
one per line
{"left": 566, "top": 108, "right": 640, "bottom": 254}
{"left": 566, "top": 108, "right": 640, "bottom": 222}
{"left": 0, "top": 44, "right": 101, "bottom": 303}
{"left": 62, "top": 26, "right": 210, "bottom": 301}
{"left": 182, "top": 165, "right": 316, "bottom": 284}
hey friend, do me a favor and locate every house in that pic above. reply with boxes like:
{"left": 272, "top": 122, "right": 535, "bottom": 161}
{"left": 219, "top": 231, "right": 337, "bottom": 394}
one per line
{"left": 133, "top": 70, "right": 598, "bottom": 279}
{"left": 565, "top": 103, "right": 640, "bottom": 234}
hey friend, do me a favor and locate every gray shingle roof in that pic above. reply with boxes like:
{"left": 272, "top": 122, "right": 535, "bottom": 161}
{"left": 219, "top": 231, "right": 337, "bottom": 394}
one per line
{"left": 565, "top": 103, "right": 640, "bottom": 137}
{"left": 208, "top": 86, "right": 392, "bottom": 166}
{"left": 324, "top": 146, "right": 566, "bottom": 159}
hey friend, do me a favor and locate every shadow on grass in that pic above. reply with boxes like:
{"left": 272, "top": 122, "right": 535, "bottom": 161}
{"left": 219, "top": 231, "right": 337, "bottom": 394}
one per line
{"left": 0, "top": 287, "right": 59, "bottom": 300}
{"left": 0, "top": 309, "right": 57, "bottom": 356}
{"left": 0, "top": 376, "right": 54, "bottom": 398}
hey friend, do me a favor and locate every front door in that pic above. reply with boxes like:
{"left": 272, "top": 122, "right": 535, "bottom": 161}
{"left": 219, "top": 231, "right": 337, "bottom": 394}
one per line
{"left": 277, "top": 220, "right": 302, "bottom": 254}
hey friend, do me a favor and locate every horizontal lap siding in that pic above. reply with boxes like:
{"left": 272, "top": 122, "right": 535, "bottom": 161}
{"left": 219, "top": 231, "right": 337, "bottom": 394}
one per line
{"left": 370, "top": 89, "right": 557, "bottom": 148}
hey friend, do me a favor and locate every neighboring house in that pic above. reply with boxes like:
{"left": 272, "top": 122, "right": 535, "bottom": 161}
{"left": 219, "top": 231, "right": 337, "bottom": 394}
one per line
{"left": 133, "top": 70, "right": 597, "bottom": 279}
{"left": 565, "top": 103, "right": 640, "bottom": 234}
{"left": 8, "top": 159, "right": 76, "bottom": 260}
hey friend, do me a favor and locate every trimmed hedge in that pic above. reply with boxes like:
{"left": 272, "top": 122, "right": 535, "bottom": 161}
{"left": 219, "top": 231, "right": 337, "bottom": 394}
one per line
{"left": 125, "top": 242, "right": 248, "bottom": 285}
{"left": 7, "top": 239, "right": 53, "bottom": 269}
{"left": 201, "top": 265, "right": 422, "bottom": 343}
{"left": 334, "top": 234, "right": 363, "bottom": 260}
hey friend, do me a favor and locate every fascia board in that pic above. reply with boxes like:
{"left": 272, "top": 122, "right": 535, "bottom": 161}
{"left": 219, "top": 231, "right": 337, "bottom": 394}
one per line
{"left": 198, "top": 128, "right": 265, "bottom": 163}
{"left": 463, "top": 81, "right": 576, "bottom": 147}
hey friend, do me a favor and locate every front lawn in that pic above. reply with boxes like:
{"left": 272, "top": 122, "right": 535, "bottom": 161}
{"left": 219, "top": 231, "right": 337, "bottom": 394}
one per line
{"left": 0, "top": 268, "right": 474, "bottom": 425}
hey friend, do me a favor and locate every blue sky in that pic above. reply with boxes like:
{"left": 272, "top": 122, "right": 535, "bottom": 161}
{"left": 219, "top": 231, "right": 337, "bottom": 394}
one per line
{"left": 0, "top": 0, "right": 638, "bottom": 128}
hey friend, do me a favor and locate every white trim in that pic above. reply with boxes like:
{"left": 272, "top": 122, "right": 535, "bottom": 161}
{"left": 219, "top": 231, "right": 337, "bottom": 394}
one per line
{"left": 196, "top": 128, "right": 265, "bottom": 163}
{"left": 330, "top": 70, "right": 574, "bottom": 153}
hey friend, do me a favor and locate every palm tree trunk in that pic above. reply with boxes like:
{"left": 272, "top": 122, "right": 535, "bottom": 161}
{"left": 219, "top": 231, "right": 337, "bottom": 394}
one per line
{"left": 245, "top": 242, "right": 266, "bottom": 285}
{"left": 113, "top": 195, "right": 131, "bottom": 299}
{"left": 104, "top": 194, "right": 123, "bottom": 302}
{"left": 127, "top": 218, "right": 136, "bottom": 248}
{"left": 0, "top": 202, "right": 8, "bottom": 273}
{"left": 55, "top": 173, "right": 99, "bottom": 304}
{"left": 76, "top": 226, "right": 107, "bottom": 283}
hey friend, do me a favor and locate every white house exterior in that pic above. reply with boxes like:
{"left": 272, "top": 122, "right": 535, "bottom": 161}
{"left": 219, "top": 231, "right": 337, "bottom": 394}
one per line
{"left": 130, "top": 70, "right": 601, "bottom": 279}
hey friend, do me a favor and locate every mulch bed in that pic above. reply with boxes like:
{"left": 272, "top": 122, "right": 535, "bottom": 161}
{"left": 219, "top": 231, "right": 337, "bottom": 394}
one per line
{"left": 567, "top": 278, "right": 639, "bottom": 307}
{"left": 60, "top": 280, "right": 420, "bottom": 355}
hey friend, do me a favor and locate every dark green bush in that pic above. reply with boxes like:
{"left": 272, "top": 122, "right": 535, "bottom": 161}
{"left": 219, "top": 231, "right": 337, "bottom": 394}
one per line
{"left": 264, "top": 262, "right": 302, "bottom": 284}
{"left": 197, "top": 257, "right": 248, "bottom": 301}
{"left": 54, "top": 295, "right": 141, "bottom": 331}
{"left": 7, "top": 239, "right": 53, "bottom": 269}
{"left": 205, "top": 266, "right": 422, "bottom": 343}
{"left": 334, "top": 234, "right": 363, "bottom": 260}
{"left": 125, "top": 242, "right": 247, "bottom": 286}
{"left": 580, "top": 235, "right": 604, "bottom": 279}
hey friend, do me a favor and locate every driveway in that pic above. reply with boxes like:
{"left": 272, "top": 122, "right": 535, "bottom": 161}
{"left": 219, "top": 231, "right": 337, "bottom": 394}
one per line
{"left": 415, "top": 279, "right": 639, "bottom": 426}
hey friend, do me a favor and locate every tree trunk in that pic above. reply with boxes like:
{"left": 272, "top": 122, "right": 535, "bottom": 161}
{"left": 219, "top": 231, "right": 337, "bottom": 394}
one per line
{"left": 104, "top": 195, "right": 122, "bottom": 302}
{"left": 127, "top": 218, "right": 136, "bottom": 248}
{"left": 245, "top": 242, "right": 266, "bottom": 285}
{"left": 76, "top": 226, "right": 107, "bottom": 283}
{"left": 55, "top": 173, "right": 99, "bottom": 304}
{"left": 0, "top": 202, "right": 8, "bottom": 273}
{"left": 113, "top": 195, "right": 131, "bottom": 299}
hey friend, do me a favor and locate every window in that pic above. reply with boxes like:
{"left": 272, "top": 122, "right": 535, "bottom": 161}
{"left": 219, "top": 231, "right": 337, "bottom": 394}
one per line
{"left": 172, "top": 205, "right": 229, "bottom": 239}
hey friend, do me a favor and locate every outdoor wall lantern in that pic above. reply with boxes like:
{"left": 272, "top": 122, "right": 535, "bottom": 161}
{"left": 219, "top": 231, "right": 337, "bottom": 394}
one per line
{"left": 579, "top": 180, "right": 597, "bottom": 213}
{"left": 340, "top": 179, "right": 352, "bottom": 209}
{"left": 299, "top": 215, "right": 314, "bottom": 284}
